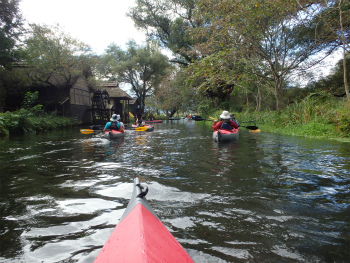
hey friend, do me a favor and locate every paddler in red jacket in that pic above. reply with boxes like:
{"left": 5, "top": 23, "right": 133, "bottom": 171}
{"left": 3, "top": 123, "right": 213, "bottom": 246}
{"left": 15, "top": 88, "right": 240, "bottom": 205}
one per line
{"left": 212, "top": 110, "right": 239, "bottom": 131}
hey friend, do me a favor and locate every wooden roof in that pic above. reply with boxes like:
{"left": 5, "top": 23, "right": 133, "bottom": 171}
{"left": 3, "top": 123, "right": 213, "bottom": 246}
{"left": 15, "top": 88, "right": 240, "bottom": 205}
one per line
{"left": 100, "top": 82, "right": 132, "bottom": 100}
{"left": 129, "top": 97, "right": 137, "bottom": 104}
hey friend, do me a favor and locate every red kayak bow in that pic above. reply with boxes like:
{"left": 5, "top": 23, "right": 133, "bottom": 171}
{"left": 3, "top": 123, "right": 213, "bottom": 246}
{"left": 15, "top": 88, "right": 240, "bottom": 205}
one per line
{"left": 94, "top": 178, "right": 194, "bottom": 263}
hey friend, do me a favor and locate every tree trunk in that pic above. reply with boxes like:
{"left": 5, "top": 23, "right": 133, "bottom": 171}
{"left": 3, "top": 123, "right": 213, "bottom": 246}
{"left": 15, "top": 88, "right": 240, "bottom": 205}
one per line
{"left": 256, "top": 85, "right": 261, "bottom": 112}
{"left": 169, "top": 109, "right": 177, "bottom": 117}
{"left": 339, "top": 0, "right": 350, "bottom": 100}
{"left": 274, "top": 75, "right": 284, "bottom": 111}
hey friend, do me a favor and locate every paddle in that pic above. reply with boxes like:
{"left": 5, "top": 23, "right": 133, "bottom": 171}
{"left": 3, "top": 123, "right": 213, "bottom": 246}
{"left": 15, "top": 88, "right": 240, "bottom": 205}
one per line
{"left": 129, "top": 112, "right": 135, "bottom": 118}
{"left": 81, "top": 127, "right": 147, "bottom": 134}
{"left": 80, "top": 129, "right": 101, "bottom": 134}
{"left": 241, "top": 125, "right": 259, "bottom": 130}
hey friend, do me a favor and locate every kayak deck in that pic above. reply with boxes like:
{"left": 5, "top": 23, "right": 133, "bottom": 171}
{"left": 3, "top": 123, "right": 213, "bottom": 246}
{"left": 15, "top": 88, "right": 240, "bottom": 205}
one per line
{"left": 94, "top": 178, "right": 193, "bottom": 263}
{"left": 132, "top": 124, "right": 154, "bottom": 131}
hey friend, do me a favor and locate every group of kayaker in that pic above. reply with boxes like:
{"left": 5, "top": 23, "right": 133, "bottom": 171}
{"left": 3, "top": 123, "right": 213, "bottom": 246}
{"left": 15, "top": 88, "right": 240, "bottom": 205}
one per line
{"left": 104, "top": 110, "right": 239, "bottom": 133}
{"left": 212, "top": 110, "right": 240, "bottom": 131}
{"left": 103, "top": 114, "right": 125, "bottom": 133}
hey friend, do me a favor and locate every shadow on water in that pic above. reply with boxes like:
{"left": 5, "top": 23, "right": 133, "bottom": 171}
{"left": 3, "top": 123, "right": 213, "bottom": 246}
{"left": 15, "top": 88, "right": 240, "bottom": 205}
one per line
{"left": 0, "top": 122, "right": 349, "bottom": 262}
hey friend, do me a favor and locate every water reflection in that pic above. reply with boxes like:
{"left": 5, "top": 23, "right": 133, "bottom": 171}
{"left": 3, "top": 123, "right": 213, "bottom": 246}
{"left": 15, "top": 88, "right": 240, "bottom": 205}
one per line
{"left": 0, "top": 125, "right": 349, "bottom": 262}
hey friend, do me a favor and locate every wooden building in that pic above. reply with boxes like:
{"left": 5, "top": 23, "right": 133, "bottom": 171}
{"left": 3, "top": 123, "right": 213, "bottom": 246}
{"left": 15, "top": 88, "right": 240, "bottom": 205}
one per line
{"left": 5, "top": 62, "right": 92, "bottom": 124}
{"left": 100, "top": 82, "right": 133, "bottom": 123}
{"left": 128, "top": 97, "right": 141, "bottom": 119}
{"left": 32, "top": 76, "right": 92, "bottom": 124}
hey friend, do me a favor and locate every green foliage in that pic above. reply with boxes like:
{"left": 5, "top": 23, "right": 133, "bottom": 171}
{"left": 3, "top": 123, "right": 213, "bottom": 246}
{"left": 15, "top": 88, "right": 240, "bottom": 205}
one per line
{"left": 21, "top": 24, "right": 94, "bottom": 90}
{"left": 0, "top": 111, "right": 80, "bottom": 136}
{"left": 235, "top": 94, "right": 350, "bottom": 140}
{"left": 0, "top": 59, "right": 30, "bottom": 110}
{"left": 0, "top": 111, "right": 25, "bottom": 134}
{"left": 333, "top": 102, "right": 350, "bottom": 136}
{"left": 309, "top": 57, "right": 350, "bottom": 96}
{"left": 0, "top": 91, "right": 79, "bottom": 136}
{"left": 153, "top": 68, "right": 198, "bottom": 115}
{"left": 128, "top": 0, "right": 197, "bottom": 65}
{"left": 0, "top": 0, "right": 23, "bottom": 69}
{"left": 188, "top": 0, "right": 341, "bottom": 110}
{"left": 196, "top": 97, "right": 213, "bottom": 115}
{"left": 22, "top": 91, "right": 40, "bottom": 109}
{"left": 100, "top": 41, "right": 171, "bottom": 114}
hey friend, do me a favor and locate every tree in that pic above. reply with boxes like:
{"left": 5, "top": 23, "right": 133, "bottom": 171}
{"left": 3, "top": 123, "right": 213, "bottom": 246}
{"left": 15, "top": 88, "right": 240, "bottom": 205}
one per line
{"left": 21, "top": 24, "right": 96, "bottom": 107}
{"left": 0, "top": 0, "right": 24, "bottom": 111}
{"left": 0, "top": 67, "right": 29, "bottom": 111}
{"left": 101, "top": 41, "right": 170, "bottom": 115}
{"left": 189, "top": 0, "right": 340, "bottom": 110}
{"left": 338, "top": 0, "right": 350, "bottom": 100}
{"left": 0, "top": 0, "right": 23, "bottom": 69}
{"left": 309, "top": 57, "right": 350, "bottom": 96}
{"left": 127, "top": 0, "right": 199, "bottom": 66}
{"left": 303, "top": 0, "right": 350, "bottom": 100}
{"left": 154, "top": 67, "right": 197, "bottom": 116}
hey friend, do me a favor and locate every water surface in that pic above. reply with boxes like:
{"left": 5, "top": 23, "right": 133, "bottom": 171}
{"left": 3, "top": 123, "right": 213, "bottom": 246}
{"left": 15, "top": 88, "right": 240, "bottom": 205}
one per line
{"left": 0, "top": 120, "right": 349, "bottom": 262}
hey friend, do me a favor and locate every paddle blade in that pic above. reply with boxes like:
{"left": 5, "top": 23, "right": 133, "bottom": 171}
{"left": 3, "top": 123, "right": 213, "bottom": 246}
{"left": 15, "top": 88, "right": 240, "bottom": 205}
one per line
{"left": 135, "top": 127, "right": 147, "bottom": 131}
{"left": 129, "top": 112, "right": 135, "bottom": 118}
{"left": 244, "top": 126, "right": 259, "bottom": 130}
{"left": 80, "top": 129, "right": 94, "bottom": 134}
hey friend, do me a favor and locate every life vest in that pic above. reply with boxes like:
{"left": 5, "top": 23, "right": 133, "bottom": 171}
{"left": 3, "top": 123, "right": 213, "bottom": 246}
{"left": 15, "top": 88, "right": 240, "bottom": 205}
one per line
{"left": 110, "top": 122, "right": 120, "bottom": 130}
{"left": 220, "top": 122, "right": 232, "bottom": 130}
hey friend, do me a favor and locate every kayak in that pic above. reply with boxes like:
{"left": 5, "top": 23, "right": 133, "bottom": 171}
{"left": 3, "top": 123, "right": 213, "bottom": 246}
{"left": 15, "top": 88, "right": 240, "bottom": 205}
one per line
{"left": 104, "top": 129, "right": 126, "bottom": 139}
{"left": 94, "top": 178, "right": 194, "bottom": 263}
{"left": 132, "top": 124, "right": 154, "bottom": 131}
{"left": 145, "top": 120, "right": 163, "bottom": 123}
{"left": 213, "top": 128, "right": 239, "bottom": 142}
{"left": 191, "top": 115, "right": 205, "bottom": 121}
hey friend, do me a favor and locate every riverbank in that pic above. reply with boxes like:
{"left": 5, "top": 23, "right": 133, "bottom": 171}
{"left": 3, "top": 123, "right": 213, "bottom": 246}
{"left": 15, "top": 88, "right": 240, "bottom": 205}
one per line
{"left": 209, "top": 95, "right": 350, "bottom": 142}
{"left": 0, "top": 111, "right": 81, "bottom": 138}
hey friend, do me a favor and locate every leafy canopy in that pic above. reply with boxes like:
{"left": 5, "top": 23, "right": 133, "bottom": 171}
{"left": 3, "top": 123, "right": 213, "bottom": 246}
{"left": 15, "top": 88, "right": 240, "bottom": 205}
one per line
{"left": 100, "top": 40, "right": 171, "bottom": 114}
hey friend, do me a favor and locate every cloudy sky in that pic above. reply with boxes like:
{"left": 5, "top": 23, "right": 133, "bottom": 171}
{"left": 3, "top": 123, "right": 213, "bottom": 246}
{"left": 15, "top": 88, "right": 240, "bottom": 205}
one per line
{"left": 19, "top": 0, "right": 341, "bottom": 81}
{"left": 19, "top": 0, "right": 146, "bottom": 55}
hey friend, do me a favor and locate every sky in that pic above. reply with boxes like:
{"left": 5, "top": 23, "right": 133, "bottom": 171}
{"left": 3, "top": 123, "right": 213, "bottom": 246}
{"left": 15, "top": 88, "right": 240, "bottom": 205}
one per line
{"left": 19, "top": 0, "right": 147, "bottom": 55}
{"left": 18, "top": 0, "right": 341, "bottom": 84}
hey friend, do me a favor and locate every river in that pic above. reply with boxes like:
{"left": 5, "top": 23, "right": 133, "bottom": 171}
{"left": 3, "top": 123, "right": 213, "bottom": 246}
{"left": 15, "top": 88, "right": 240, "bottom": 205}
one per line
{"left": 0, "top": 119, "right": 349, "bottom": 263}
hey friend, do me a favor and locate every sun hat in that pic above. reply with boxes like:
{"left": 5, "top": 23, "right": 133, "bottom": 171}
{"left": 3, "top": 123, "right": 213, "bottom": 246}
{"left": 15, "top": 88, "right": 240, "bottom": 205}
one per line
{"left": 117, "top": 114, "right": 121, "bottom": 121}
{"left": 110, "top": 114, "right": 118, "bottom": 122}
{"left": 220, "top": 110, "right": 230, "bottom": 119}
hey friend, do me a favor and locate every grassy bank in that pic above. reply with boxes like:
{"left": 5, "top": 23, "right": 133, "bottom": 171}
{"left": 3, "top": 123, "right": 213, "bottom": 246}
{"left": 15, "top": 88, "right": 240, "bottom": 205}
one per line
{"left": 0, "top": 109, "right": 81, "bottom": 137}
{"left": 208, "top": 94, "right": 350, "bottom": 142}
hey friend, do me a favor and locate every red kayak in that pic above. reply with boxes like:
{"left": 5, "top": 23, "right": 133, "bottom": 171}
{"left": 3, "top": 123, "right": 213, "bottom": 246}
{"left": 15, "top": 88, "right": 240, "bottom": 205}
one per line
{"left": 213, "top": 128, "right": 239, "bottom": 142}
{"left": 94, "top": 178, "right": 194, "bottom": 263}
{"left": 145, "top": 120, "right": 163, "bottom": 123}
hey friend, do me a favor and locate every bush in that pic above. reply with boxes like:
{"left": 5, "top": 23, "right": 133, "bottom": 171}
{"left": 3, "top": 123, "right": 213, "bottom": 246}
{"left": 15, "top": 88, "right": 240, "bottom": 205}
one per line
{"left": 0, "top": 111, "right": 80, "bottom": 137}
{"left": 235, "top": 95, "right": 350, "bottom": 140}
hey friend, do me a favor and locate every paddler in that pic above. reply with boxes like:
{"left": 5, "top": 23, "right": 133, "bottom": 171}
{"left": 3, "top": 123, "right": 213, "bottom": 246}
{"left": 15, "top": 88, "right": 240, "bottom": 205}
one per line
{"left": 212, "top": 110, "right": 239, "bottom": 131}
{"left": 104, "top": 114, "right": 125, "bottom": 132}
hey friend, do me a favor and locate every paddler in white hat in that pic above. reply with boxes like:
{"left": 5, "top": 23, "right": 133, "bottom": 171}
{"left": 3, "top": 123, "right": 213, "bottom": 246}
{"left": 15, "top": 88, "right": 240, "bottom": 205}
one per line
{"left": 212, "top": 110, "right": 239, "bottom": 131}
